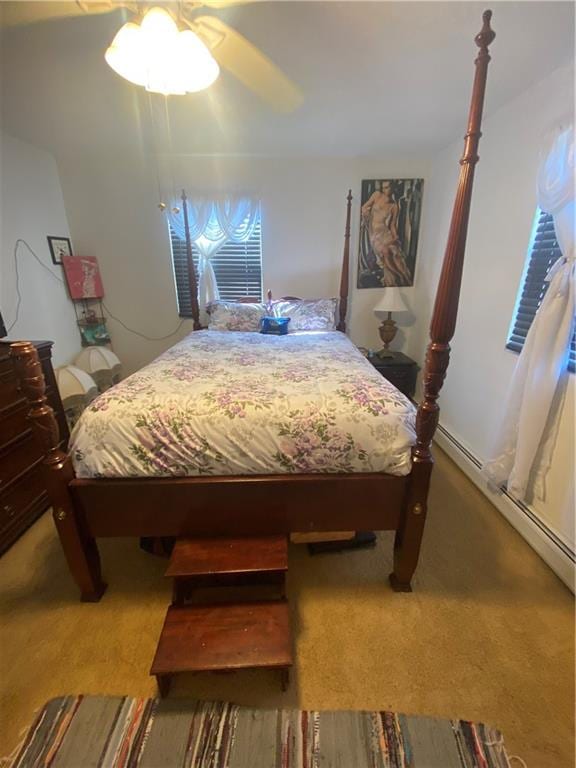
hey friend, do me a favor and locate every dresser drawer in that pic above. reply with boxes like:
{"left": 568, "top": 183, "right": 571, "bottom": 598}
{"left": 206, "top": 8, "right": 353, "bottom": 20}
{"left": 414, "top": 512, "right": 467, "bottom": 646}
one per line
{"left": 0, "top": 355, "right": 13, "bottom": 377}
{"left": 0, "top": 341, "right": 69, "bottom": 554}
{"left": 0, "top": 465, "right": 49, "bottom": 554}
{"left": 383, "top": 365, "right": 412, "bottom": 388}
{"left": 0, "top": 367, "right": 21, "bottom": 409}
{"left": 0, "top": 401, "right": 30, "bottom": 450}
{"left": 385, "top": 369, "right": 416, "bottom": 398}
{"left": 0, "top": 434, "right": 43, "bottom": 491}
{"left": 370, "top": 358, "right": 418, "bottom": 398}
{"left": 0, "top": 465, "right": 47, "bottom": 529}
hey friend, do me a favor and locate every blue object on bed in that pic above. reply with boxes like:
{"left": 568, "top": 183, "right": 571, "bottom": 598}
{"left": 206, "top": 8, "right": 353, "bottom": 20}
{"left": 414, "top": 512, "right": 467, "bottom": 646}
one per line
{"left": 260, "top": 316, "right": 290, "bottom": 335}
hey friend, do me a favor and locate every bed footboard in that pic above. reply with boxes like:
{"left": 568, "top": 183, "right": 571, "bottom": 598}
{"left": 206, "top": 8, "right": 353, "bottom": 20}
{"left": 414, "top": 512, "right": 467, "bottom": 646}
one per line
{"left": 71, "top": 473, "right": 407, "bottom": 538}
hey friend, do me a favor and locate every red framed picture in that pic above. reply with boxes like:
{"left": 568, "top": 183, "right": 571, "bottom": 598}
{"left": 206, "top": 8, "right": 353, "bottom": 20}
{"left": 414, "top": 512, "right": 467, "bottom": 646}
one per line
{"left": 62, "top": 256, "right": 104, "bottom": 299}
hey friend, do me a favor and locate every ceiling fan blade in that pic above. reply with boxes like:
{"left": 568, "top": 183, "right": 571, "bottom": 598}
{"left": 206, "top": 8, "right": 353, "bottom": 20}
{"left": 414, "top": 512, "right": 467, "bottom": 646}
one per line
{"left": 189, "top": 14, "right": 303, "bottom": 112}
{"left": 0, "top": 1, "right": 127, "bottom": 28}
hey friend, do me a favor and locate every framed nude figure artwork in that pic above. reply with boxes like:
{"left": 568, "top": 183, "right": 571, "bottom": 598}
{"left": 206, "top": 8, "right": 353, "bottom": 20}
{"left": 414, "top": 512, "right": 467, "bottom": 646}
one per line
{"left": 357, "top": 178, "right": 424, "bottom": 288}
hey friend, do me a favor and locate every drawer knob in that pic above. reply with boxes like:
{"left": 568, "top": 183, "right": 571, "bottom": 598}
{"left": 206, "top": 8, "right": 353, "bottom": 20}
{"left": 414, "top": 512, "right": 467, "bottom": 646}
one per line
{"left": 3, "top": 504, "right": 14, "bottom": 517}
{"left": 55, "top": 508, "right": 67, "bottom": 521}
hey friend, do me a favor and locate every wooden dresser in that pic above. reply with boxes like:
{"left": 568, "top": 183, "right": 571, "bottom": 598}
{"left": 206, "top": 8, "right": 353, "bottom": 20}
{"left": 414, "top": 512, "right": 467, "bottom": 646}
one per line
{"left": 0, "top": 341, "right": 69, "bottom": 555}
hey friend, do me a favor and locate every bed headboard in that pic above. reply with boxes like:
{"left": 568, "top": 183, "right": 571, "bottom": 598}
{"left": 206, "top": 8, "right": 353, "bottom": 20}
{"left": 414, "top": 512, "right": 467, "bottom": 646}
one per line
{"left": 264, "top": 191, "right": 353, "bottom": 332}
{"left": 184, "top": 190, "right": 353, "bottom": 334}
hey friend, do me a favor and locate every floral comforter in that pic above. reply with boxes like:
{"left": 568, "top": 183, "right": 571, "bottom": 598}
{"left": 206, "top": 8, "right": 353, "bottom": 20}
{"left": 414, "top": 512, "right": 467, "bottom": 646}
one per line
{"left": 70, "top": 331, "right": 417, "bottom": 478}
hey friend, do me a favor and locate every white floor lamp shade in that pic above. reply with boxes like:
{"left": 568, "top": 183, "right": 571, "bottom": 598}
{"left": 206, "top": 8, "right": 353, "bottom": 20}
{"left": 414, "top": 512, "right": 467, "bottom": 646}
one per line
{"left": 75, "top": 348, "right": 122, "bottom": 392}
{"left": 56, "top": 365, "right": 99, "bottom": 430}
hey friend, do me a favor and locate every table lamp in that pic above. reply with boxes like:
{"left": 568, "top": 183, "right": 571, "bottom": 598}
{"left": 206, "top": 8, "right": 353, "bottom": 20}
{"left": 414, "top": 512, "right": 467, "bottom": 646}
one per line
{"left": 373, "top": 292, "right": 407, "bottom": 357}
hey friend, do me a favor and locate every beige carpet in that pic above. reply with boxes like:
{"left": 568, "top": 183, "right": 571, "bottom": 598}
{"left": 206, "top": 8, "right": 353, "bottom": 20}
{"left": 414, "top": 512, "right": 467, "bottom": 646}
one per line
{"left": 1, "top": 448, "right": 574, "bottom": 767}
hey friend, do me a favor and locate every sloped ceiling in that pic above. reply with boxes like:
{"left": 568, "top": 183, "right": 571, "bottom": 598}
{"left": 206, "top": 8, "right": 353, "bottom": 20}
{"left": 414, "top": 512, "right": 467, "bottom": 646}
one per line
{"left": 1, "top": 1, "right": 574, "bottom": 158}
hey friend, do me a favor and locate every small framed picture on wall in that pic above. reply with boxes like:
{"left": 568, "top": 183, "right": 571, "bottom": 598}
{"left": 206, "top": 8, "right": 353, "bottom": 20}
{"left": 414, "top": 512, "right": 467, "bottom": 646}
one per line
{"left": 47, "top": 236, "right": 73, "bottom": 265}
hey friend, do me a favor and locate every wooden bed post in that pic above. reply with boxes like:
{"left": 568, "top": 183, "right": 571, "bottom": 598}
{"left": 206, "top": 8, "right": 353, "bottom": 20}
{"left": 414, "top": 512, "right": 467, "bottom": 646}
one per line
{"left": 181, "top": 189, "right": 202, "bottom": 331}
{"left": 10, "top": 342, "right": 107, "bottom": 602}
{"left": 337, "top": 189, "right": 352, "bottom": 333}
{"left": 389, "top": 10, "right": 496, "bottom": 591}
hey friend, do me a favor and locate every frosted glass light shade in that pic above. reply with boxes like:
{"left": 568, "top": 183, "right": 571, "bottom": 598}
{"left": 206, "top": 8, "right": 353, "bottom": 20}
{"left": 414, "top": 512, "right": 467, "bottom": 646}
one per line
{"left": 373, "top": 291, "right": 408, "bottom": 319}
{"left": 105, "top": 7, "right": 219, "bottom": 96}
{"left": 105, "top": 23, "right": 147, "bottom": 87}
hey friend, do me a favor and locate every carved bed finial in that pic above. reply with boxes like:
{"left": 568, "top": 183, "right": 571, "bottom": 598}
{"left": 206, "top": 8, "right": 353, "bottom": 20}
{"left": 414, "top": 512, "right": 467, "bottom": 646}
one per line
{"left": 475, "top": 10, "right": 495, "bottom": 51}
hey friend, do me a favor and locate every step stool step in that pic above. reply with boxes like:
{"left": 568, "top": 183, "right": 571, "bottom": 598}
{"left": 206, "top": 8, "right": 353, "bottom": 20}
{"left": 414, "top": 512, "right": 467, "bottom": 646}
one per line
{"left": 150, "top": 601, "right": 293, "bottom": 695}
{"left": 166, "top": 536, "right": 288, "bottom": 579}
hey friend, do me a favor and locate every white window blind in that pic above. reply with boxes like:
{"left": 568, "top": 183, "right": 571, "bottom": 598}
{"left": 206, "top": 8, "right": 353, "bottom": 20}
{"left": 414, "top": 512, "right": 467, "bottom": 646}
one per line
{"left": 169, "top": 216, "right": 263, "bottom": 317}
{"left": 507, "top": 208, "right": 575, "bottom": 373}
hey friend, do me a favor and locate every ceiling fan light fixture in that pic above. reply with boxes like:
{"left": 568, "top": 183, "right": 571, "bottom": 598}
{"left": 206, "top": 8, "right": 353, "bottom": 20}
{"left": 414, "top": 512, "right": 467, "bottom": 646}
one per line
{"left": 104, "top": 6, "right": 220, "bottom": 96}
{"left": 177, "top": 30, "right": 220, "bottom": 93}
{"left": 105, "top": 22, "right": 147, "bottom": 88}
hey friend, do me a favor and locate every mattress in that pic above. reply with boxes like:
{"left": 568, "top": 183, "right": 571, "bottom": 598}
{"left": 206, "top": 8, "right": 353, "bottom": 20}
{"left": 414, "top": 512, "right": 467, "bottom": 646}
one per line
{"left": 70, "top": 330, "right": 416, "bottom": 478}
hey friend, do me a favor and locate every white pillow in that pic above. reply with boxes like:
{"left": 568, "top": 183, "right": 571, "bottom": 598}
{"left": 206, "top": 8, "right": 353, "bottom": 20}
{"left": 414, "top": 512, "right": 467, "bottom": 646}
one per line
{"left": 207, "top": 301, "right": 267, "bottom": 332}
{"left": 273, "top": 298, "right": 338, "bottom": 331}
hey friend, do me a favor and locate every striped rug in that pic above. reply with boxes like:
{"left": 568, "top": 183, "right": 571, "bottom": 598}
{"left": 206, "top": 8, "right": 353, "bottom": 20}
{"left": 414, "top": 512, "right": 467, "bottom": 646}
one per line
{"left": 8, "top": 696, "right": 510, "bottom": 768}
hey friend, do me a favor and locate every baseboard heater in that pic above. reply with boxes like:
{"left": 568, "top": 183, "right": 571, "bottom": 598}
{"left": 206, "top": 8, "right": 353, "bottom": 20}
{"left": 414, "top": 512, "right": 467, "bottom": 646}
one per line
{"left": 436, "top": 423, "right": 575, "bottom": 565}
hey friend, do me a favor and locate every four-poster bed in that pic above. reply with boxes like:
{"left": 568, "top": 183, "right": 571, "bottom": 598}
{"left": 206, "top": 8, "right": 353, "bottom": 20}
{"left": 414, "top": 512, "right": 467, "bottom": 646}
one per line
{"left": 10, "top": 11, "right": 496, "bottom": 602}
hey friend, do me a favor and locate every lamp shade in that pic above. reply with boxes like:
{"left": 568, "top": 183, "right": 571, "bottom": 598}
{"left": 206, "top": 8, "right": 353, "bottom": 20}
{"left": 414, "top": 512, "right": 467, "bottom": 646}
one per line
{"left": 56, "top": 366, "right": 98, "bottom": 400}
{"left": 56, "top": 365, "right": 99, "bottom": 430}
{"left": 75, "top": 347, "right": 122, "bottom": 393}
{"left": 373, "top": 291, "right": 408, "bottom": 319}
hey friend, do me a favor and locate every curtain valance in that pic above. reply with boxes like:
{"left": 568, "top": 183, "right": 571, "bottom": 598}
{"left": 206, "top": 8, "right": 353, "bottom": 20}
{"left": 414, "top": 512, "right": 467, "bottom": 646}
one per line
{"left": 168, "top": 195, "right": 260, "bottom": 244}
{"left": 168, "top": 194, "right": 260, "bottom": 314}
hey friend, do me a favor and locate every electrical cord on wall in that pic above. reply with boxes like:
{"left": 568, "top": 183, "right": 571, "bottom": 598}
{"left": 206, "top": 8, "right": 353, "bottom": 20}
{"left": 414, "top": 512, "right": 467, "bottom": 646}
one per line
{"left": 102, "top": 302, "right": 187, "bottom": 341}
{"left": 7, "top": 238, "right": 188, "bottom": 342}
{"left": 8, "top": 238, "right": 65, "bottom": 332}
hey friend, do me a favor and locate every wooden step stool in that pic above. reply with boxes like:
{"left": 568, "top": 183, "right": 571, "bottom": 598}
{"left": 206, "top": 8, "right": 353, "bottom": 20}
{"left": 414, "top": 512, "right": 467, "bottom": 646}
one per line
{"left": 150, "top": 600, "right": 292, "bottom": 696}
{"left": 166, "top": 535, "right": 288, "bottom": 604}
{"left": 151, "top": 535, "right": 292, "bottom": 695}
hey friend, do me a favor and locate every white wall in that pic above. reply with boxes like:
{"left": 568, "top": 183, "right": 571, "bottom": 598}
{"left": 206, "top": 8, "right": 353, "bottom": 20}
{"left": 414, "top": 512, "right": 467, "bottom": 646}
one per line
{"left": 414, "top": 63, "right": 575, "bottom": 554}
{"left": 0, "top": 133, "right": 80, "bottom": 367}
{"left": 57, "top": 151, "right": 430, "bottom": 374}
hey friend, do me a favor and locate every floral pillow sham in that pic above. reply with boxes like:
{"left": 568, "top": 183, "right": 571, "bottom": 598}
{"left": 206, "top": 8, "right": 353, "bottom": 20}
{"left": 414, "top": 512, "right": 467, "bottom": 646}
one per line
{"left": 273, "top": 298, "right": 338, "bottom": 331}
{"left": 207, "top": 301, "right": 267, "bottom": 332}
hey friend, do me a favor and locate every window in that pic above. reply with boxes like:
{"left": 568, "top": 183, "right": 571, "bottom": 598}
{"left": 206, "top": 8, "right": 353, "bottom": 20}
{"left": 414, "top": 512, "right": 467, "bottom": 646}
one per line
{"left": 507, "top": 208, "right": 575, "bottom": 373}
{"left": 169, "top": 215, "right": 263, "bottom": 317}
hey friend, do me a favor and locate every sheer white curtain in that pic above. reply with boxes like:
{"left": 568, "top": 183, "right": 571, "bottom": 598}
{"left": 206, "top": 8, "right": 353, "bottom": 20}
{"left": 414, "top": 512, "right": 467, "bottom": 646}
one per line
{"left": 483, "top": 124, "right": 575, "bottom": 501}
{"left": 169, "top": 196, "right": 260, "bottom": 311}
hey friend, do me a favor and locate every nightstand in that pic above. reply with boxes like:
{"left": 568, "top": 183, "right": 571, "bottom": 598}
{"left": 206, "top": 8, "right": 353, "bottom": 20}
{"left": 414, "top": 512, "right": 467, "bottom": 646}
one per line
{"left": 368, "top": 351, "right": 418, "bottom": 398}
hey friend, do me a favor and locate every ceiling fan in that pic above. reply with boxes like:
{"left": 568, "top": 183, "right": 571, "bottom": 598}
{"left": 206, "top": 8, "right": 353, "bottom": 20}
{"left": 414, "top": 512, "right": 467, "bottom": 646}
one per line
{"left": 0, "top": 1, "right": 303, "bottom": 111}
